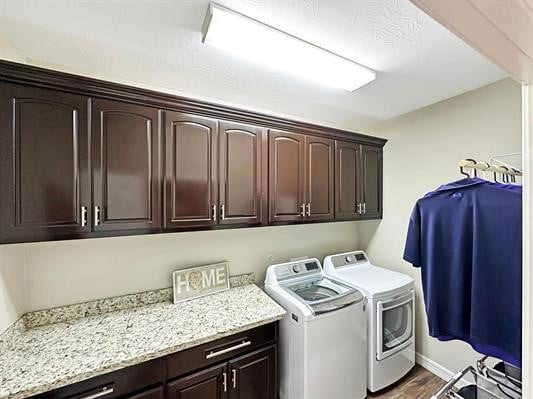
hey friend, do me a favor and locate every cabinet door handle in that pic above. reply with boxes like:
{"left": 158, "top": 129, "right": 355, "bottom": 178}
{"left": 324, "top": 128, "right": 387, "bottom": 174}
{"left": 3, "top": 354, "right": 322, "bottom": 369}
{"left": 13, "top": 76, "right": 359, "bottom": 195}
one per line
{"left": 232, "top": 369, "right": 237, "bottom": 389}
{"left": 362, "top": 202, "right": 367, "bottom": 214}
{"left": 212, "top": 204, "right": 217, "bottom": 222}
{"left": 305, "top": 203, "right": 311, "bottom": 216}
{"left": 220, "top": 204, "right": 225, "bottom": 220}
{"left": 300, "top": 203, "right": 305, "bottom": 217}
{"left": 222, "top": 371, "right": 227, "bottom": 392}
{"left": 79, "top": 387, "right": 114, "bottom": 399}
{"left": 94, "top": 206, "right": 101, "bottom": 226}
{"left": 356, "top": 203, "right": 362, "bottom": 214}
{"left": 206, "top": 340, "right": 251, "bottom": 359}
{"left": 80, "top": 206, "right": 88, "bottom": 227}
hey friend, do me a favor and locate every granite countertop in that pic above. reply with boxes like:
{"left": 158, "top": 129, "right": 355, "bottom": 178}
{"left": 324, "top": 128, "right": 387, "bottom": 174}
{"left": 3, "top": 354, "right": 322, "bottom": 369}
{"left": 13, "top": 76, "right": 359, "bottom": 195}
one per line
{"left": 0, "top": 283, "right": 286, "bottom": 399}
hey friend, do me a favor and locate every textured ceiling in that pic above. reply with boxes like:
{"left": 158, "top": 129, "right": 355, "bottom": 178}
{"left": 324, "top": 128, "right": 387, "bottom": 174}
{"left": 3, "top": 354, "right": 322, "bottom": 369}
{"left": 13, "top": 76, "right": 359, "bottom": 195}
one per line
{"left": 0, "top": 0, "right": 507, "bottom": 130}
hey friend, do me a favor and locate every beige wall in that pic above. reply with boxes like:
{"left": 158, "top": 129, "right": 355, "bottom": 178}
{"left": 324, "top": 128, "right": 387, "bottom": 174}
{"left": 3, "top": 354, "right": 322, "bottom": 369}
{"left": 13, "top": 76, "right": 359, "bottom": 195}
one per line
{"left": 4, "top": 222, "right": 359, "bottom": 313}
{"left": 0, "top": 246, "right": 25, "bottom": 332}
{"left": 360, "top": 78, "right": 522, "bottom": 373}
{"left": 0, "top": 32, "right": 24, "bottom": 62}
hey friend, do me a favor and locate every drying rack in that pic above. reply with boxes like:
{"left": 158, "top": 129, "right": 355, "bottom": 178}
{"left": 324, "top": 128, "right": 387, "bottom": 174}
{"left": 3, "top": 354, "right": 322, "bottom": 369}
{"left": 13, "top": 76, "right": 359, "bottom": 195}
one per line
{"left": 431, "top": 357, "right": 521, "bottom": 399}
{"left": 458, "top": 153, "right": 522, "bottom": 183}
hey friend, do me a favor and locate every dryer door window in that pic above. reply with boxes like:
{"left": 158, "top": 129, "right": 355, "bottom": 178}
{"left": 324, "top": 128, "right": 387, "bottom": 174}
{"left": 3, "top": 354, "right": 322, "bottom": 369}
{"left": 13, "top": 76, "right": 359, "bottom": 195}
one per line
{"left": 376, "top": 291, "right": 414, "bottom": 361}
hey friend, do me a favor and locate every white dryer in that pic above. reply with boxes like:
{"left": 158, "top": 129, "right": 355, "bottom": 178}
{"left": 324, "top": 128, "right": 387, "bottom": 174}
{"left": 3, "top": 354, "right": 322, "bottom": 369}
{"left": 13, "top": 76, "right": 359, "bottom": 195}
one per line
{"left": 265, "top": 258, "right": 367, "bottom": 399}
{"left": 323, "top": 251, "right": 415, "bottom": 392}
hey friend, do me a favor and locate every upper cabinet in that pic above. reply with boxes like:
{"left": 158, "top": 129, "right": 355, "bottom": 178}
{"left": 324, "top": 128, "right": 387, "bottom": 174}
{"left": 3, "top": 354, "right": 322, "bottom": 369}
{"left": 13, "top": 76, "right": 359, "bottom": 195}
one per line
{"left": 268, "top": 131, "right": 334, "bottom": 223}
{"left": 335, "top": 140, "right": 383, "bottom": 220}
{"left": 304, "top": 136, "right": 334, "bottom": 221}
{"left": 268, "top": 130, "right": 306, "bottom": 222}
{"left": 0, "top": 62, "right": 385, "bottom": 244}
{"left": 164, "top": 115, "right": 264, "bottom": 229}
{"left": 361, "top": 145, "right": 383, "bottom": 219}
{"left": 92, "top": 99, "right": 161, "bottom": 232}
{"left": 0, "top": 83, "right": 91, "bottom": 243}
{"left": 164, "top": 112, "right": 218, "bottom": 229}
{"left": 219, "top": 121, "right": 264, "bottom": 226}
{"left": 335, "top": 141, "right": 361, "bottom": 220}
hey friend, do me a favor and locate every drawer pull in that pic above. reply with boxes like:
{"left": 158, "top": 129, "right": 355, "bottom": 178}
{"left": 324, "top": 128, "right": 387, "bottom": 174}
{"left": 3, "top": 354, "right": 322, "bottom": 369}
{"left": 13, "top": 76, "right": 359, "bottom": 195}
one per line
{"left": 80, "top": 387, "right": 114, "bottom": 399}
{"left": 205, "top": 340, "right": 251, "bottom": 359}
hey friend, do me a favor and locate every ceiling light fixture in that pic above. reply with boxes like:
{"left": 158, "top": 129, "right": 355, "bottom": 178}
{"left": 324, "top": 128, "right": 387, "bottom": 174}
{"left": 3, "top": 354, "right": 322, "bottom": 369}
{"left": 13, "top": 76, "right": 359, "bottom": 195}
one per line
{"left": 202, "top": 3, "right": 376, "bottom": 91}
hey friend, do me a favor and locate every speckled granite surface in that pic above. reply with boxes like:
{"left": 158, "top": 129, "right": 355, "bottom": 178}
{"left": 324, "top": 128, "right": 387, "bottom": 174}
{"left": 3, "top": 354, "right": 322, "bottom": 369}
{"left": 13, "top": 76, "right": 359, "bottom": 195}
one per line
{"left": 23, "top": 273, "right": 256, "bottom": 328}
{"left": 0, "top": 281, "right": 285, "bottom": 399}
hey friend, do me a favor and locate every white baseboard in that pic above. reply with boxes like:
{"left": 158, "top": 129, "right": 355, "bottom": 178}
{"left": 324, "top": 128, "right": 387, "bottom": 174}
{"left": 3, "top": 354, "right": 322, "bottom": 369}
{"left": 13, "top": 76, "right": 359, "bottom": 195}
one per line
{"left": 416, "top": 352, "right": 471, "bottom": 389}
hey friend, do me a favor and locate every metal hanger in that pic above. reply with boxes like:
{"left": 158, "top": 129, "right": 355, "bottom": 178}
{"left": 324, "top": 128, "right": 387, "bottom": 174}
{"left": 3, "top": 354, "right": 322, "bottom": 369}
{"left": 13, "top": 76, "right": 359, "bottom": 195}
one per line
{"left": 460, "top": 158, "right": 477, "bottom": 178}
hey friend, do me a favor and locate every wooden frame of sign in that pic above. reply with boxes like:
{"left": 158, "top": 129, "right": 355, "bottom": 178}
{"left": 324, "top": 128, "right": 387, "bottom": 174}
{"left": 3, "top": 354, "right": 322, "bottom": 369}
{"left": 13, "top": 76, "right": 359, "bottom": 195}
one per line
{"left": 172, "top": 262, "right": 230, "bottom": 304}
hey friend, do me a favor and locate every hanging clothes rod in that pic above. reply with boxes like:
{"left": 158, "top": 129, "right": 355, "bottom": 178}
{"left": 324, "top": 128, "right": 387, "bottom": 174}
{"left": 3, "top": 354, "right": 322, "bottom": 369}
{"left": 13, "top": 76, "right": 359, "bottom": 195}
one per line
{"left": 458, "top": 159, "right": 523, "bottom": 177}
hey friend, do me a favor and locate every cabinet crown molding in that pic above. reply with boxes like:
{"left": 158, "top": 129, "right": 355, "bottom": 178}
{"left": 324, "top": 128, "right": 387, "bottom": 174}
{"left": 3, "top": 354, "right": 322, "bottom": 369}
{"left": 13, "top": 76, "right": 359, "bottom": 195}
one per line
{"left": 0, "top": 60, "right": 387, "bottom": 147}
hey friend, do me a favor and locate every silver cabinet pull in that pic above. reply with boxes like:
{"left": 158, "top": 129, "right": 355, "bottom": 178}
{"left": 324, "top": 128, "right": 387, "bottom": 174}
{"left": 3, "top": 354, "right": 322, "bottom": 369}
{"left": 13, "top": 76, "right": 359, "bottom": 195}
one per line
{"left": 80, "top": 387, "right": 114, "bottom": 399}
{"left": 206, "top": 340, "right": 251, "bottom": 359}
{"left": 212, "top": 204, "right": 217, "bottom": 222}
{"left": 220, "top": 204, "right": 225, "bottom": 220}
{"left": 222, "top": 371, "right": 228, "bottom": 392}
{"left": 300, "top": 203, "right": 305, "bottom": 217}
{"left": 305, "top": 203, "right": 311, "bottom": 216}
{"left": 80, "top": 206, "right": 88, "bottom": 227}
{"left": 232, "top": 369, "right": 237, "bottom": 389}
{"left": 94, "top": 206, "right": 101, "bottom": 226}
{"left": 362, "top": 202, "right": 367, "bottom": 214}
{"left": 356, "top": 203, "right": 362, "bottom": 214}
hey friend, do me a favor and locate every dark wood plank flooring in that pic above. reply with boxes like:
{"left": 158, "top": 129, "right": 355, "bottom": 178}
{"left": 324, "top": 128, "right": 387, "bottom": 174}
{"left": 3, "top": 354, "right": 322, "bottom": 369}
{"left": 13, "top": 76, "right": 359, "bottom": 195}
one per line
{"left": 367, "top": 365, "right": 444, "bottom": 399}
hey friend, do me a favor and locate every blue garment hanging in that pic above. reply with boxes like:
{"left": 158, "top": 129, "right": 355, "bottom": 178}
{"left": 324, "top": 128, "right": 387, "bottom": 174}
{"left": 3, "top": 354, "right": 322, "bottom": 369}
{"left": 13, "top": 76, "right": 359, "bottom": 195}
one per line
{"left": 404, "top": 177, "right": 522, "bottom": 367}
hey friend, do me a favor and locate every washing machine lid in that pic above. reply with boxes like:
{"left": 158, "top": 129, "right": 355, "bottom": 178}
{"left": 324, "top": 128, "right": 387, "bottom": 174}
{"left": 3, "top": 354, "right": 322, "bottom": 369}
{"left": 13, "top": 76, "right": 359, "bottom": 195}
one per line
{"left": 282, "top": 276, "right": 364, "bottom": 315}
{"left": 331, "top": 265, "right": 413, "bottom": 297}
{"left": 323, "top": 252, "right": 413, "bottom": 297}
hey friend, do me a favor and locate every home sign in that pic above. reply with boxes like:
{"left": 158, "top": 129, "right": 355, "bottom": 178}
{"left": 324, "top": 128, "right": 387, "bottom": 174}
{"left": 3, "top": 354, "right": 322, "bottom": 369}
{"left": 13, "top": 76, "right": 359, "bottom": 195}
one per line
{"left": 172, "top": 262, "right": 230, "bottom": 304}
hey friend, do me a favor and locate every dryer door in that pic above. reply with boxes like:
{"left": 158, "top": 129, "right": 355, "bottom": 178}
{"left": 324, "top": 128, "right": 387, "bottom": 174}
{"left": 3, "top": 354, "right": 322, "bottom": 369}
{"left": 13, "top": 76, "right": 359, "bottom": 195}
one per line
{"left": 376, "top": 290, "right": 414, "bottom": 361}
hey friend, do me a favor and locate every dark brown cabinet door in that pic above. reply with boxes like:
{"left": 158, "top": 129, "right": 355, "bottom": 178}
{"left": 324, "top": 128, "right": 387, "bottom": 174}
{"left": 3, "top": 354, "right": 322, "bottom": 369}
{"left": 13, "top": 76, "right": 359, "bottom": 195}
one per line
{"left": 126, "top": 387, "right": 163, "bottom": 399}
{"left": 164, "top": 112, "right": 217, "bottom": 229}
{"left": 304, "top": 136, "right": 334, "bottom": 221}
{"left": 167, "top": 364, "right": 227, "bottom": 399}
{"left": 335, "top": 140, "right": 361, "bottom": 220}
{"left": 92, "top": 99, "right": 161, "bottom": 232}
{"left": 361, "top": 145, "right": 383, "bottom": 219}
{"left": 0, "top": 83, "right": 90, "bottom": 243}
{"left": 219, "top": 122, "right": 263, "bottom": 225}
{"left": 268, "top": 130, "right": 305, "bottom": 222}
{"left": 228, "top": 346, "right": 276, "bottom": 399}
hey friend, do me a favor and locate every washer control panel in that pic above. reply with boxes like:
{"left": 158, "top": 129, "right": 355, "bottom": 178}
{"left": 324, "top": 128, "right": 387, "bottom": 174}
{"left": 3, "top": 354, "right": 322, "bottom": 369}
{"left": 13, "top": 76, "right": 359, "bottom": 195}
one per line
{"left": 274, "top": 259, "right": 321, "bottom": 280}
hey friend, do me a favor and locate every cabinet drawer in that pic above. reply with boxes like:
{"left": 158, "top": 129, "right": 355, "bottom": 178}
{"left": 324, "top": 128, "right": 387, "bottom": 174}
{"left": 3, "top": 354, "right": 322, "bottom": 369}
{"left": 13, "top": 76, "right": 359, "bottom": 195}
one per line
{"left": 32, "top": 358, "right": 163, "bottom": 399}
{"left": 166, "top": 322, "right": 276, "bottom": 380}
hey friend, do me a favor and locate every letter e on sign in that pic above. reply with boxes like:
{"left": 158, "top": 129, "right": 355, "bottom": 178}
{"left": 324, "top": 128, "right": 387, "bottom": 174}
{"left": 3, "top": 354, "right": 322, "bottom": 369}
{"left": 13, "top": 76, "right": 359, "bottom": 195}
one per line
{"left": 173, "top": 262, "right": 230, "bottom": 304}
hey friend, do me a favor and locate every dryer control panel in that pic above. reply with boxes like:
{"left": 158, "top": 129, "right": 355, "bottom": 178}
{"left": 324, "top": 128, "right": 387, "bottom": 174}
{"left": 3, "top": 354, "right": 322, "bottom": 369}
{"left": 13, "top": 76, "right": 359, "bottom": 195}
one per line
{"left": 330, "top": 252, "right": 367, "bottom": 268}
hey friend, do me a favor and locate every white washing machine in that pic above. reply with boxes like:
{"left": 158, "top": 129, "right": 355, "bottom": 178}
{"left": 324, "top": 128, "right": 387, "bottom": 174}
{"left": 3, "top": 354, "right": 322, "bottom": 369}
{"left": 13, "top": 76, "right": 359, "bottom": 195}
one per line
{"left": 323, "top": 251, "right": 415, "bottom": 393}
{"left": 265, "top": 258, "right": 367, "bottom": 399}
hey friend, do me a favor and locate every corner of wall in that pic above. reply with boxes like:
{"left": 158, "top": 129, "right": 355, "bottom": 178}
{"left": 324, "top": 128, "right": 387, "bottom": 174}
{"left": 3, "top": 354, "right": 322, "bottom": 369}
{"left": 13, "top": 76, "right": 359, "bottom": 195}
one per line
{"left": 0, "top": 245, "right": 27, "bottom": 333}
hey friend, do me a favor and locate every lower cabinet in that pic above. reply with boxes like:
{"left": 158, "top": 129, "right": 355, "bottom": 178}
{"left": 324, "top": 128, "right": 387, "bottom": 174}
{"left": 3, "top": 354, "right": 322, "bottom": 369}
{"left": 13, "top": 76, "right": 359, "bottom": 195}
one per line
{"left": 228, "top": 346, "right": 276, "bottom": 399}
{"left": 29, "top": 324, "right": 277, "bottom": 399}
{"left": 167, "top": 364, "right": 226, "bottom": 399}
{"left": 127, "top": 387, "right": 164, "bottom": 399}
{"left": 168, "top": 346, "right": 275, "bottom": 399}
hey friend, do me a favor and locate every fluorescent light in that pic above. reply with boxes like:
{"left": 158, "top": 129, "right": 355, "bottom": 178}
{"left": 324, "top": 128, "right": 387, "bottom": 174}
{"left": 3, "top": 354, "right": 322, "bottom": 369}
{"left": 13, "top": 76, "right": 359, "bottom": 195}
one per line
{"left": 202, "top": 3, "right": 376, "bottom": 91}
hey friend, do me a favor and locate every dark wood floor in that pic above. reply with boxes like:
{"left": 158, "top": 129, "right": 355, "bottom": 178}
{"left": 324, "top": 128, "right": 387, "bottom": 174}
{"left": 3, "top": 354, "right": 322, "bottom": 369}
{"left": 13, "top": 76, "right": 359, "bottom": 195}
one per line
{"left": 367, "top": 365, "right": 444, "bottom": 399}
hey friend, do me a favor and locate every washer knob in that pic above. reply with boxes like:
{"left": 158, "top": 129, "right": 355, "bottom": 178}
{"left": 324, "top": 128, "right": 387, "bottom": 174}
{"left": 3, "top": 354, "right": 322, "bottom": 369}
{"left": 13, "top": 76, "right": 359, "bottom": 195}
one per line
{"left": 292, "top": 264, "right": 301, "bottom": 273}
{"left": 345, "top": 255, "right": 356, "bottom": 263}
